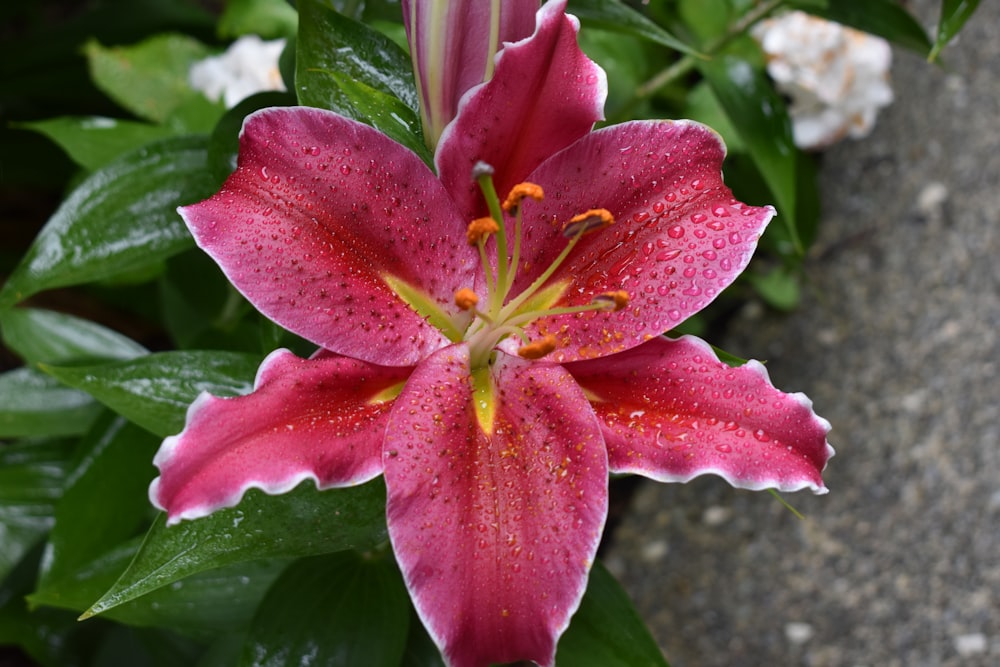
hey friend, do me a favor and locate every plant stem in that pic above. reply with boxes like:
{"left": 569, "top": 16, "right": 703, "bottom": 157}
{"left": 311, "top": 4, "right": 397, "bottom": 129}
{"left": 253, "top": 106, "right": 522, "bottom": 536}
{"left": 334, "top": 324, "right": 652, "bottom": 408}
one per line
{"left": 634, "top": 0, "right": 786, "bottom": 101}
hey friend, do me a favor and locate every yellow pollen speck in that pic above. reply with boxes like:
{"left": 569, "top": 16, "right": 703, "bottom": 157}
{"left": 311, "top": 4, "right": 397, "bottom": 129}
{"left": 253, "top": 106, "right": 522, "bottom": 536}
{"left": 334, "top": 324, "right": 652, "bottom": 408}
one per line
{"left": 517, "top": 334, "right": 558, "bottom": 360}
{"left": 467, "top": 217, "right": 499, "bottom": 244}
{"left": 454, "top": 288, "right": 479, "bottom": 310}
{"left": 502, "top": 182, "right": 544, "bottom": 212}
{"left": 562, "top": 208, "right": 615, "bottom": 237}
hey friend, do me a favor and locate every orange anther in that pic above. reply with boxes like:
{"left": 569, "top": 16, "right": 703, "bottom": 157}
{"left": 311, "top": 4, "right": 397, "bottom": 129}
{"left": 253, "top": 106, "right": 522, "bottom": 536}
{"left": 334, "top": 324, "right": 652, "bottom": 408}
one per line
{"left": 502, "top": 182, "right": 545, "bottom": 212}
{"left": 593, "top": 290, "right": 629, "bottom": 311}
{"left": 454, "top": 288, "right": 479, "bottom": 310}
{"left": 517, "top": 334, "right": 558, "bottom": 360}
{"left": 562, "top": 208, "right": 615, "bottom": 237}
{"left": 467, "top": 217, "right": 500, "bottom": 244}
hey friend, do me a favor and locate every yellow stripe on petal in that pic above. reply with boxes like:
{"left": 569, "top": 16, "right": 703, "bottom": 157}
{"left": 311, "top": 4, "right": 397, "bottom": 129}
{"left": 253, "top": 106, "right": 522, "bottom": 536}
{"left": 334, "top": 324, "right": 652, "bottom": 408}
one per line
{"left": 383, "top": 273, "right": 465, "bottom": 342}
{"left": 471, "top": 366, "right": 496, "bottom": 435}
{"left": 368, "top": 379, "right": 408, "bottom": 404}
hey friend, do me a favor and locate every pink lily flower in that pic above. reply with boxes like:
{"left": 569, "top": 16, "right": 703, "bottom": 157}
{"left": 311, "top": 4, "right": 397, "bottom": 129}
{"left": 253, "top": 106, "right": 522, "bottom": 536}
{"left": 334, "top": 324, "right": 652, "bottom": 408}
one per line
{"left": 151, "top": 2, "right": 833, "bottom": 666}
{"left": 402, "top": 0, "right": 538, "bottom": 148}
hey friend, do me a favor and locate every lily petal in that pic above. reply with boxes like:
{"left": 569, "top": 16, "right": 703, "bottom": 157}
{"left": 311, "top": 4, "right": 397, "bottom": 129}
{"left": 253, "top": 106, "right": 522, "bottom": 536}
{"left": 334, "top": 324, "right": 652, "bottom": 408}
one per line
{"left": 403, "top": 0, "right": 537, "bottom": 148}
{"left": 506, "top": 119, "right": 774, "bottom": 363}
{"left": 151, "top": 349, "right": 411, "bottom": 524}
{"left": 384, "top": 345, "right": 607, "bottom": 667}
{"left": 436, "top": 0, "right": 607, "bottom": 221}
{"left": 565, "top": 335, "right": 832, "bottom": 493}
{"left": 179, "top": 106, "right": 478, "bottom": 366}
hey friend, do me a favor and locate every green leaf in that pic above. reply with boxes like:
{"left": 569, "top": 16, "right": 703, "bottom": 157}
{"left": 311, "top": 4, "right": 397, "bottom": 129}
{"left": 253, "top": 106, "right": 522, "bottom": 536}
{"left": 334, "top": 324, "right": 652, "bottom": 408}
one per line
{"left": 568, "top": 0, "right": 698, "bottom": 55}
{"left": 220, "top": 0, "right": 299, "bottom": 40}
{"left": 326, "top": 71, "right": 430, "bottom": 161}
{"left": 0, "top": 541, "right": 95, "bottom": 667}
{"left": 0, "top": 135, "right": 216, "bottom": 308}
{"left": 930, "top": 0, "right": 981, "bottom": 61}
{"left": 787, "top": 0, "right": 932, "bottom": 55}
{"left": 34, "top": 543, "right": 286, "bottom": 638}
{"left": 0, "top": 307, "right": 148, "bottom": 366}
{"left": 36, "top": 415, "right": 159, "bottom": 594}
{"left": 84, "top": 34, "right": 214, "bottom": 124}
{"left": 18, "top": 116, "right": 177, "bottom": 172}
{"left": 41, "top": 350, "right": 261, "bottom": 437}
{"left": 0, "top": 368, "right": 101, "bottom": 438}
{"left": 746, "top": 265, "right": 802, "bottom": 311}
{"left": 241, "top": 551, "right": 409, "bottom": 667}
{"left": 296, "top": 0, "right": 425, "bottom": 156}
{"left": 100, "top": 560, "right": 288, "bottom": 636}
{"left": 698, "top": 54, "right": 801, "bottom": 253}
{"left": 0, "top": 439, "right": 75, "bottom": 583}
{"left": 401, "top": 608, "right": 446, "bottom": 667}
{"left": 30, "top": 538, "right": 142, "bottom": 616}
{"left": 84, "top": 479, "right": 388, "bottom": 618}
{"left": 556, "top": 561, "right": 669, "bottom": 666}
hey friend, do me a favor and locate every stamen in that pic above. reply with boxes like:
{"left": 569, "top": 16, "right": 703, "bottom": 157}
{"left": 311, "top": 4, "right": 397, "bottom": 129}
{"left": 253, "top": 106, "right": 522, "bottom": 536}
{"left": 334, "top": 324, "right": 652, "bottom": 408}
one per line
{"left": 502, "top": 182, "right": 544, "bottom": 213}
{"left": 562, "top": 208, "right": 615, "bottom": 237}
{"left": 454, "top": 288, "right": 479, "bottom": 311}
{"left": 517, "top": 334, "right": 557, "bottom": 360}
{"left": 593, "top": 290, "right": 630, "bottom": 311}
{"left": 467, "top": 217, "right": 499, "bottom": 245}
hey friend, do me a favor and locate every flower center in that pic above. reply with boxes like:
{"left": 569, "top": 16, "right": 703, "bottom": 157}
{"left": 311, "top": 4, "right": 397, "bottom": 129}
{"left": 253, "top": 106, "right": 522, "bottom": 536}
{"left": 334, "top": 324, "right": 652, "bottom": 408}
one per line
{"left": 454, "top": 162, "right": 628, "bottom": 369}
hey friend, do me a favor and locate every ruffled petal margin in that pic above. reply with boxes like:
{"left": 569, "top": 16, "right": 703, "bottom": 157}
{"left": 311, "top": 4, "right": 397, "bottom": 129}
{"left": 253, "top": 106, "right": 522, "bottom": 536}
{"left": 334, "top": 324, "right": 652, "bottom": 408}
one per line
{"left": 505, "top": 120, "right": 774, "bottom": 363}
{"left": 564, "top": 335, "right": 833, "bottom": 493}
{"left": 384, "top": 345, "right": 608, "bottom": 667}
{"left": 179, "top": 107, "right": 478, "bottom": 367}
{"left": 150, "top": 349, "right": 412, "bottom": 524}
{"left": 435, "top": 0, "right": 607, "bottom": 221}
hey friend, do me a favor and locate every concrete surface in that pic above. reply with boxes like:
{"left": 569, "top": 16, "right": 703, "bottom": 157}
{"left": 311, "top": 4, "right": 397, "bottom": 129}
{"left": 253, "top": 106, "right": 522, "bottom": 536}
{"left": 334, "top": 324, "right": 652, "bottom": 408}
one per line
{"left": 605, "top": 2, "right": 1000, "bottom": 666}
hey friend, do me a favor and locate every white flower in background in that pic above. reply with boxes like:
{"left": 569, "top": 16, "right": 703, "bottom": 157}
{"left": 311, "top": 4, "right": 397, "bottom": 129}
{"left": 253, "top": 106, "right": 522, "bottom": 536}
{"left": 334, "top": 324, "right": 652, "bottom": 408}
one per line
{"left": 753, "top": 11, "right": 893, "bottom": 150}
{"left": 189, "top": 35, "right": 286, "bottom": 108}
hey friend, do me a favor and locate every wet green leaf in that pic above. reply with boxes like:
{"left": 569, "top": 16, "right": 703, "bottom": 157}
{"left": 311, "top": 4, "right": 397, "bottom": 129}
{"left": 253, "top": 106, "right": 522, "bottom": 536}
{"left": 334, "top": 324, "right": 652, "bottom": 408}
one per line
{"left": 556, "top": 561, "right": 669, "bottom": 666}
{"left": 569, "top": 0, "right": 698, "bottom": 55}
{"left": 326, "top": 71, "right": 429, "bottom": 160}
{"left": 0, "top": 308, "right": 147, "bottom": 367}
{"left": 84, "top": 479, "right": 387, "bottom": 618}
{"left": 101, "top": 560, "right": 288, "bottom": 636}
{"left": 0, "top": 135, "right": 215, "bottom": 308}
{"left": 240, "top": 551, "right": 409, "bottom": 667}
{"left": 0, "top": 368, "right": 101, "bottom": 438}
{"left": 296, "top": 0, "right": 425, "bottom": 156}
{"left": 41, "top": 350, "right": 261, "bottom": 437}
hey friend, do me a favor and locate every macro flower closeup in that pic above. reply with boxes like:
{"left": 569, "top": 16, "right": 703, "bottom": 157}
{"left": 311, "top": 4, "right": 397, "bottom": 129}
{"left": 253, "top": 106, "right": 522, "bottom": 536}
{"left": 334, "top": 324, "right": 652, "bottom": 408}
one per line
{"left": 150, "top": 2, "right": 832, "bottom": 666}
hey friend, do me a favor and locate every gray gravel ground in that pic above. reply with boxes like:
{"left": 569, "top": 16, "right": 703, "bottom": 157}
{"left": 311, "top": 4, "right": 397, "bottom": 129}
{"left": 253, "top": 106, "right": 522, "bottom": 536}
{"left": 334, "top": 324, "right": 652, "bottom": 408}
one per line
{"left": 605, "top": 2, "right": 1000, "bottom": 666}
